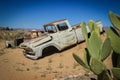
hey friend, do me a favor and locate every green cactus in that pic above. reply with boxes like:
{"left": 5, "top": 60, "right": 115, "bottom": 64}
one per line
{"left": 100, "top": 38, "right": 111, "bottom": 61}
{"left": 93, "top": 21, "right": 100, "bottom": 36}
{"left": 98, "top": 70, "right": 112, "bottom": 80}
{"left": 73, "top": 19, "right": 113, "bottom": 80}
{"left": 88, "top": 20, "right": 94, "bottom": 33}
{"left": 73, "top": 53, "right": 90, "bottom": 70}
{"left": 90, "top": 58, "right": 106, "bottom": 75}
{"left": 107, "top": 27, "right": 120, "bottom": 54}
{"left": 73, "top": 11, "right": 120, "bottom": 80}
{"left": 73, "top": 19, "right": 112, "bottom": 80}
{"left": 84, "top": 48, "right": 90, "bottom": 67}
{"left": 88, "top": 20, "right": 100, "bottom": 35}
{"left": 108, "top": 11, "right": 120, "bottom": 80}
{"left": 108, "top": 11, "right": 120, "bottom": 54}
{"left": 87, "top": 31, "right": 102, "bottom": 59}
{"left": 109, "top": 11, "right": 120, "bottom": 31}
{"left": 112, "top": 68, "right": 120, "bottom": 79}
{"left": 81, "top": 22, "right": 88, "bottom": 41}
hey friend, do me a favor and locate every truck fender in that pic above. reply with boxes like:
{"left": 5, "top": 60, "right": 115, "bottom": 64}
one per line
{"left": 41, "top": 43, "right": 61, "bottom": 56}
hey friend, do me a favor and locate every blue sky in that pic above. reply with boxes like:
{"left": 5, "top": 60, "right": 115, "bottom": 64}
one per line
{"left": 0, "top": 0, "right": 120, "bottom": 29}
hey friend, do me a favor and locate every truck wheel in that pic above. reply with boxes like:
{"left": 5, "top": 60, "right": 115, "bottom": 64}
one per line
{"left": 42, "top": 46, "right": 58, "bottom": 57}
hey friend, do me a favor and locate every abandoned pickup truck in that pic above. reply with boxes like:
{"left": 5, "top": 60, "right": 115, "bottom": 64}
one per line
{"left": 21, "top": 19, "right": 103, "bottom": 59}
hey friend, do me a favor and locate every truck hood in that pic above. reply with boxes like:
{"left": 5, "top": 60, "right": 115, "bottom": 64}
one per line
{"left": 20, "top": 34, "right": 52, "bottom": 48}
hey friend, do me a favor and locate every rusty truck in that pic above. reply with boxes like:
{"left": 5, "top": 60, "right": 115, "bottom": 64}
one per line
{"left": 21, "top": 19, "right": 103, "bottom": 59}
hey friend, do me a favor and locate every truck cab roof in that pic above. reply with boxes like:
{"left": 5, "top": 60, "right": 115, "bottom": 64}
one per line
{"left": 43, "top": 19, "right": 68, "bottom": 27}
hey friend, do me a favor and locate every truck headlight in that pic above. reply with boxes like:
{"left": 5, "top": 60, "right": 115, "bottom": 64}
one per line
{"left": 24, "top": 47, "right": 35, "bottom": 55}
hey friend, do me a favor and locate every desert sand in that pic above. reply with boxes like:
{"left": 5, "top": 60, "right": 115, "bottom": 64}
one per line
{"left": 0, "top": 33, "right": 112, "bottom": 80}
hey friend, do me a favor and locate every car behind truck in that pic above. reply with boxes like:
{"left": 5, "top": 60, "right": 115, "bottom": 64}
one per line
{"left": 20, "top": 19, "right": 103, "bottom": 59}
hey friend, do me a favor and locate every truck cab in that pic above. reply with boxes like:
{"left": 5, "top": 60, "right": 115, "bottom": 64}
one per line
{"left": 43, "top": 19, "right": 77, "bottom": 48}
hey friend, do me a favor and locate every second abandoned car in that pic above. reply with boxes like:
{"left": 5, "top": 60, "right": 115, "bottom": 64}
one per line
{"left": 21, "top": 19, "right": 103, "bottom": 59}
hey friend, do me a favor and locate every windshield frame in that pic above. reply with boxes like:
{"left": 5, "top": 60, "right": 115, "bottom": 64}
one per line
{"left": 44, "top": 25, "right": 57, "bottom": 34}
{"left": 56, "top": 22, "right": 68, "bottom": 31}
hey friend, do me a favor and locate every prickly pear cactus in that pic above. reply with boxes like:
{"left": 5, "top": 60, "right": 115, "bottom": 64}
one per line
{"left": 107, "top": 27, "right": 120, "bottom": 54}
{"left": 90, "top": 58, "right": 106, "bottom": 75}
{"left": 73, "top": 20, "right": 112, "bottom": 80}
{"left": 98, "top": 70, "right": 112, "bottom": 80}
{"left": 100, "top": 38, "right": 111, "bottom": 61}
{"left": 108, "top": 11, "right": 120, "bottom": 80}
{"left": 73, "top": 11, "right": 120, "bottom": 80}
{"left": 88, "top": 20, "right": 100, "bottom": 36}
{"left": 108, "top": 11, "right": 120, "bottom": 54}
{"left": 112, "top": 68, "right": 120, "bottom": 79}
{"left": 73, "top": 53, "right": 90, "bottom": 70}
{"left": 81, "top": 22, "right": 88, "bottom": 41}
{"left": 87, "top": 31, "right": 102, "bottom": 59}
{"left": 84, "top": 48, "right": 90, "bottom": 67}
{"left": 109, "top": 11, "right": 120, "bottom": 30}
{"left": 88, "top": 20, "right": 94, "bottom": 33}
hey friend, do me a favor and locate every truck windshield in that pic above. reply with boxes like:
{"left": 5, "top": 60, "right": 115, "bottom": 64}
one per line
{"left": 45, "top": 26, "right": 57, "bottom": 33}
{"left": 57, "top": 22, "right": 68, "bottom": 31}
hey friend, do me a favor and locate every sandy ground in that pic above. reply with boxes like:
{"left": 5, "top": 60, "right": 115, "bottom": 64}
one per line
{"left": 0, "top": 33, "right": 112, "bottom": 80}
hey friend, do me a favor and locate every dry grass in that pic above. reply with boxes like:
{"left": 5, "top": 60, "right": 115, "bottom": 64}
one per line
{"left": 0, "top": 30, "right": 24, "bottom": 40}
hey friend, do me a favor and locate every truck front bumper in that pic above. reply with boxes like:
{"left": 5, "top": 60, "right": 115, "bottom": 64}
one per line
{"left": 23, "top": 48, "right": 39, "bottom": 60}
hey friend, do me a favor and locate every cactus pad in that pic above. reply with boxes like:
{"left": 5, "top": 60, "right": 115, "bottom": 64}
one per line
{"left": 109, "top": 11, "right": 120, "bottom": 30}
{"left": 87, "top": 31, "right": 102, "bottom": 59}
{"left": 100, "top": 38, "right": 112, "bottom": 61}
{"left": 107, "top": 27, "right": 120, "bottom": 54}
{"left": 81, "top": 22, "right": 88, "bottom": 41}
{"left": 112, "top": 67, "right": 120, "bottom": 79}
{"left": 73, "top": 53, "right": 89, "bottom": 69}
{"left": 90, "top": 58, "right": 106, "bottom": 75}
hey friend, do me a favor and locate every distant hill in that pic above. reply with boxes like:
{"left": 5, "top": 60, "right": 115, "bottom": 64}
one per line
{"left": 0, "top": 26, "right": 13, "bottom": 30}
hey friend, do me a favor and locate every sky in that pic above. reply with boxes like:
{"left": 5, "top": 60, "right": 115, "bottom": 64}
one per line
{"left": 0, "top": 0, "right": 120, "bottom": 29}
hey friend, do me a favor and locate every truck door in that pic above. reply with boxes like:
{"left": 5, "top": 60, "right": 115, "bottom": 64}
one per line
{"left": 57, "top": 22, "right": 77, "bottom": 48}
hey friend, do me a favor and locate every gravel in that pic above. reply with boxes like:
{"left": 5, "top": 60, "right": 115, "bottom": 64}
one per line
{"left": 53, "top": 72, "right": 97, "bottom": 80}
